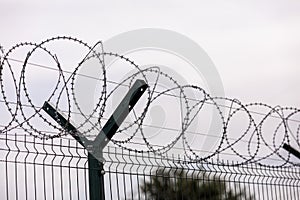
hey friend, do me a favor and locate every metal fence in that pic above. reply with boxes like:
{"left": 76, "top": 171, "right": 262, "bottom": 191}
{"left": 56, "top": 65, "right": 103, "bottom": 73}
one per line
{"left": 1, "top": 132, "right": 300, "bottom": 200}
{"left": 1, "top": 36, "right": 300, "bottom": 199}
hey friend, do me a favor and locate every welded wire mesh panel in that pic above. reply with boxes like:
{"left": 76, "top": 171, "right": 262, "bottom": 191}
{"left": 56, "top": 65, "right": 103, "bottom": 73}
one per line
{"left": 102, "top": 146, "right": 300, "bottom": 200}
{"left": 1, "top": 133, "right": 300, "bottom": 200}
{"left": 0, "top": 132, "right": 89, "bottom": 200}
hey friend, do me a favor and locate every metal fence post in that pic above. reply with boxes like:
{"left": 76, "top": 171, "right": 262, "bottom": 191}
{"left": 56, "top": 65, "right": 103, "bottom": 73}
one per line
{"left": 43, "top": 79, "right": 148, "bottom": 200}
{"left": 88, "top": 154, "right": 105, "bottom": 200}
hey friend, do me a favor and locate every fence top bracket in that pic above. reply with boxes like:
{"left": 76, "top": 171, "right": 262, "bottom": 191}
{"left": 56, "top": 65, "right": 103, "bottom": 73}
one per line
{"left": 42, "top": 79, "right": 148, "bottom": 161}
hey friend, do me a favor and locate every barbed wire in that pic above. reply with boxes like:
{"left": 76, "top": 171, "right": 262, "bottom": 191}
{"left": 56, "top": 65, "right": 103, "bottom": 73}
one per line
{"left": 1, "top": 36, "right": 300, "bottom": 167}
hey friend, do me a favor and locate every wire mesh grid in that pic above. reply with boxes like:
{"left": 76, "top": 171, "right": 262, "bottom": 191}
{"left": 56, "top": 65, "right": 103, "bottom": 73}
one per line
{"left": 1, "top": 132, "right": 299, "bottom": 200}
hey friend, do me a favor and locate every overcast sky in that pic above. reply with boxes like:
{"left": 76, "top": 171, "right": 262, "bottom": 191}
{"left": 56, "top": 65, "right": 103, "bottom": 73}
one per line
{"left": 1, "top": 3, "right": 300, "bottom": 199}
{"left": 1, "top": 0, "right": 300, "bottom": 108}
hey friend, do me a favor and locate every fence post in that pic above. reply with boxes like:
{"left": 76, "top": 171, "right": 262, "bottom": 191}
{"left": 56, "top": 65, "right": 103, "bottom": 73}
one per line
{"left": 42, "top": 79, "right": 148, "bottom": 200}
{"left": 88, "top": 154, "right": 105, "bottom": 200}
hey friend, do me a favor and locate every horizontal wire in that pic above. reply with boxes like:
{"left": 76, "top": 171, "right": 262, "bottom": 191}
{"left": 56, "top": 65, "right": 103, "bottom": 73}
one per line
{"left": 0, "top": 99, "right": 291, "bottom": 151}
{"left": 0, "top": 123, "right": 292, "bottom": 163}
{"left": 0, "top": 132, "right": 289, "bottom": 164}
{"left": 6, "top": 57, "right": 300, "bottom": 124}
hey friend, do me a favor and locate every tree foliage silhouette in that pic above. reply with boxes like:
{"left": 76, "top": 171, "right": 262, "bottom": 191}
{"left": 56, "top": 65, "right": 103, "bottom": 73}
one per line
{"left": 141, "top": 168, "right": 253, "bottom": 200}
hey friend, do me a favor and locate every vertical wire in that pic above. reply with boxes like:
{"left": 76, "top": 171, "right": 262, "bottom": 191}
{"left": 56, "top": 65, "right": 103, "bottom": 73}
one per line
{"left": 5, "top": 132, "right": 9, "bottom": 200}
{"left": 33, "top": 137, "right": 38, "bottom": 200}
{"left": 115, "top": 147, "right": 120, "bottom": 200}
{"left": 24, "top": 134, "right": 29, "bottom": 200}
{"left": 42, "top": 139, "right": 47, "bottom": 200}
{"left": 15, "top": 133, "right": 19, "bottom": 200}
{"left": 75, "top": 142, "right": 80, "bottom": 200}
{"left": 68, "top": 139, "right": 73, "bottom": 200}
{"left": 60, "top": 139, "right": 64, "bottom": 200}
{"left": 51, "top": 139, "right": 55, "bottom": 200}
{"left": 128, "top": 150, "right": 134, "bottom": 200}
{"left": 135, "top": 150, "right": 141, "bottom": 200}
{"left": 83, "top": 150, "right": 88, "bottom": 200}
{"left": 107, "top": 146, "right": 114, "bottom": 200}
{"left": 122, "top": 148, "right": 127, "bottom": 200}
